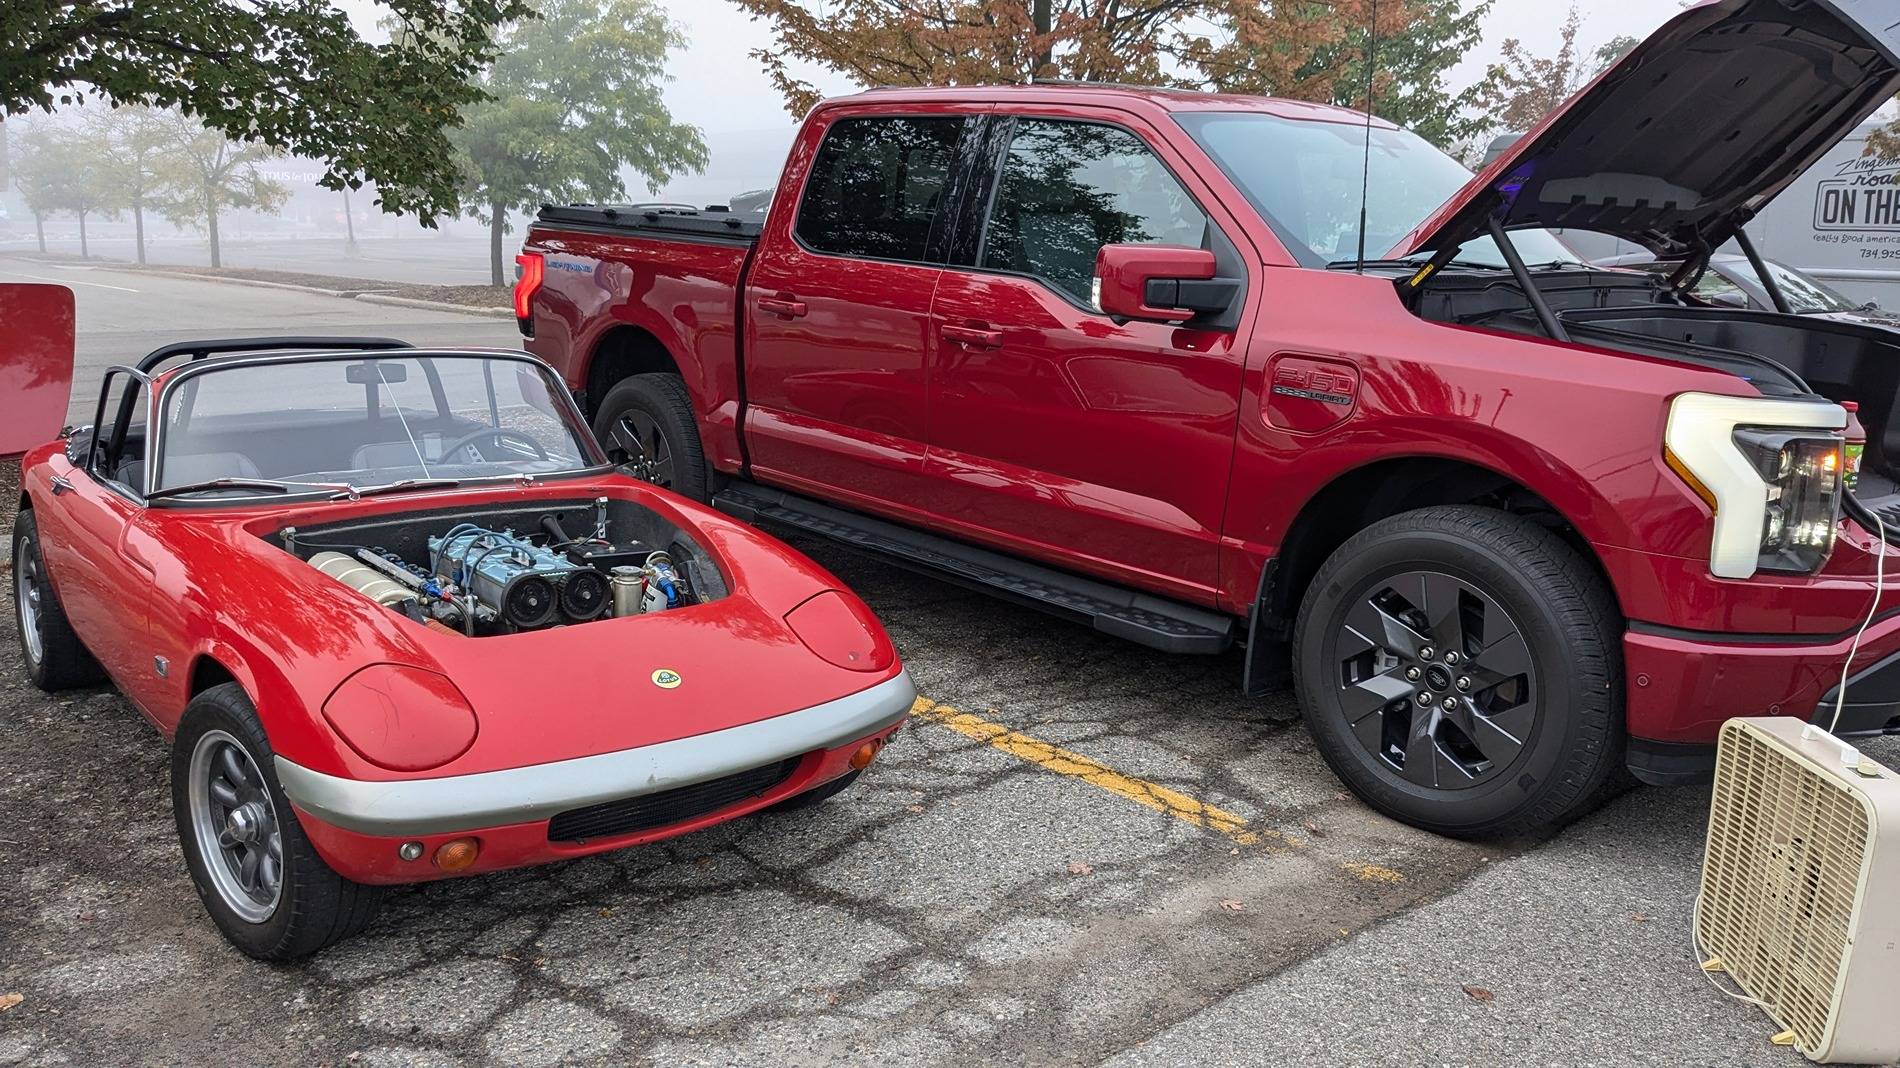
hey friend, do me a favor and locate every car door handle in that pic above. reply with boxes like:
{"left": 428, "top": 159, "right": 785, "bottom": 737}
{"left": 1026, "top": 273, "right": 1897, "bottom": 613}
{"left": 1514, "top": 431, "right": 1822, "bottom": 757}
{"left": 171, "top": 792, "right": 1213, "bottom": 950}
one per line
{"left": 758, "top": 296, "right": 808, "bottom": 319}
{"left": 941, "top": 323, "right": 1003, "bottom": 348}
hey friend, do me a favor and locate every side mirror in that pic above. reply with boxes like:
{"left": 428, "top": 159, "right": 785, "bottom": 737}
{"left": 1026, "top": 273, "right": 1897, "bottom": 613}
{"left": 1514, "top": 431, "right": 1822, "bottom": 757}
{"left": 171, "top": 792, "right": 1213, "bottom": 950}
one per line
{"left": 1095, "top": 244, "right": 1235, "bottom": 323}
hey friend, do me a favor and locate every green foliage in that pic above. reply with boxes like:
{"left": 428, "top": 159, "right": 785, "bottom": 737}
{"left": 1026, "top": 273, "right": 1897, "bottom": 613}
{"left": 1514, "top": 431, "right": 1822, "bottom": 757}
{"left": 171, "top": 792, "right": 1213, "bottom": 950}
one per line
{"left": 452, "top": 0, "right": 707, "bottom": 284}
{"left": 149, "top": 111, "right": 289, "bottom": 268}
{"left": 1, "top": 0, "right": 531, "bottom": 221}
{"left": 1298, "top": 0, "right": 1496, "bottom": 152}
{"left": 85, "top": 106, "right": 174, "bottom": 262}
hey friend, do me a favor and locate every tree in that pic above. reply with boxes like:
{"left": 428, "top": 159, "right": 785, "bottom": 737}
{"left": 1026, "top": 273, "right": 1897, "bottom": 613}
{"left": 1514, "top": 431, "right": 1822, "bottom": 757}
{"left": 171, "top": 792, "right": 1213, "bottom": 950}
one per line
{"left": 52, "top": 135, "right": 117, "bottom": 258}
{"left": 87, "top": 106, "right": 172, "bottom": 264}
{"left": 730, "top": 0, "right": 1485, "bottom": 151}
{"left": 1469, "top": 6, "right": 1589, "bottom": 138}
{"left": 154, "top": 114, "right": 288, "bottom": 268}
{"left": 8, "top": 125, "right": 67, "bottom": 253}
{"left": 1191, "top": 0, "right": 1495, "bottom": 151}
{"left": 1, "top": 0, "right": 531, "bottom": 221}
{"left": 452, "top": 0, "right": 707, "bottom": 285}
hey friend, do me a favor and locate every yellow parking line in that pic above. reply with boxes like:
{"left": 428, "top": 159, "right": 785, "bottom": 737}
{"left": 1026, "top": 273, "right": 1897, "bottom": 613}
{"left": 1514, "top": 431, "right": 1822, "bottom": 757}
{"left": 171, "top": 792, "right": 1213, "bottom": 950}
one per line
{"left": 910, "top": 697, "right": 1290, "bottom": 848}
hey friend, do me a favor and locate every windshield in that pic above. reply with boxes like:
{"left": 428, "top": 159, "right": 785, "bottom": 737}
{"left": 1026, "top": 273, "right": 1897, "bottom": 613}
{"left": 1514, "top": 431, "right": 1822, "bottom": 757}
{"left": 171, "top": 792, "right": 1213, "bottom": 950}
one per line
{"left": 1727, "top": 259, "right": 1864, "bottom": 315}
{"left": 1175, "top": 111, "right": 1576, "bottom": 269}
{"left": 153, "top": 353, "right": 599, "bottom": 497}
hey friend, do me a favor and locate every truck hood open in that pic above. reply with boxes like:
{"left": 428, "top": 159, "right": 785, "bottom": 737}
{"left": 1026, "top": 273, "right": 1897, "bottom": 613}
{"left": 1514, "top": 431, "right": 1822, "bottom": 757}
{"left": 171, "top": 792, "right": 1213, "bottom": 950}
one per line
{"left": 1394, "top": 0, "right": 1900, "bottom": 261}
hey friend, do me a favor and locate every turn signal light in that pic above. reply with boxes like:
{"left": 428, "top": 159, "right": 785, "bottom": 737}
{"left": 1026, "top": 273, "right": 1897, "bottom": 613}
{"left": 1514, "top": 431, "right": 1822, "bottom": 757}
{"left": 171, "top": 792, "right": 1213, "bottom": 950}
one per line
{"left": 849, "top": 740, "right": 883, "bottom": 770}
{"left": 434, "top": 837, "right": 480, "bottom": 873}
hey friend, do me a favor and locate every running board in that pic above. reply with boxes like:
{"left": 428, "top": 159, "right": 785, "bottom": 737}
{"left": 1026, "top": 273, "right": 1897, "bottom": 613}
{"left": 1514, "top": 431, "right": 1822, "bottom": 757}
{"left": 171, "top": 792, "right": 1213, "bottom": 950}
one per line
{"left": 715, "top": 484, "right": 1235, "bottom": 655}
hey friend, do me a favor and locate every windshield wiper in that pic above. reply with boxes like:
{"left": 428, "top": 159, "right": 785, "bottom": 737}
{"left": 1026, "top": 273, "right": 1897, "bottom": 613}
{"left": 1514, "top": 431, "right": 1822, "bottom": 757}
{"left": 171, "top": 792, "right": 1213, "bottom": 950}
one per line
{"left": 1329, "top": 257, "right": 1505, "bottom": 272}
{"left": 332, "top": 478, "right": 462, "bottom": 501}
{"left": 148, "top": 473, "right": 357, "bottom": 497}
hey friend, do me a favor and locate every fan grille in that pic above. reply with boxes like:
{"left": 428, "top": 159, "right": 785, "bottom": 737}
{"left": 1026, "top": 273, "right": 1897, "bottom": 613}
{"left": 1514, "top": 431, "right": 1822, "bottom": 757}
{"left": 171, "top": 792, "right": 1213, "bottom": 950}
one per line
{"left": 1699, "top": 721, "right": 1874, "bottom": 1055}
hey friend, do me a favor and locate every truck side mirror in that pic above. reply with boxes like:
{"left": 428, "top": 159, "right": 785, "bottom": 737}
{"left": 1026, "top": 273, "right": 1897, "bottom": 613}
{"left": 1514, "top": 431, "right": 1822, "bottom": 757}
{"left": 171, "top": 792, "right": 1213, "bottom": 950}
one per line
{"left": 1094, "top": 244, "right": 1236, "bottom": 323}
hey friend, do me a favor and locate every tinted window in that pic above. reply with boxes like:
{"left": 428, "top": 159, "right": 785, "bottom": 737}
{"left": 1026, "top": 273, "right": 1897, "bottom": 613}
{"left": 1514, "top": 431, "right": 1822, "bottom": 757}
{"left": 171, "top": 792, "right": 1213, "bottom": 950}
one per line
{"left": 980, "top": 120, "right": 1208, "bottom": 305}
{"left": 795, "top": 116, "right": 966, "bottom": 262}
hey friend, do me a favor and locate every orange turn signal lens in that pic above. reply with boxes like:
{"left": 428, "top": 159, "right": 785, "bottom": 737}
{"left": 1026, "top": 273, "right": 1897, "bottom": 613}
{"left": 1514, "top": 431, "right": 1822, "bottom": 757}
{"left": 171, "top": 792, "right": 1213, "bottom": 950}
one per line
{"left": 434, "top": 837, "right": 480, "bottom": 873}
{"left": 849, "top": 740, "right": 883, "bottom": 770}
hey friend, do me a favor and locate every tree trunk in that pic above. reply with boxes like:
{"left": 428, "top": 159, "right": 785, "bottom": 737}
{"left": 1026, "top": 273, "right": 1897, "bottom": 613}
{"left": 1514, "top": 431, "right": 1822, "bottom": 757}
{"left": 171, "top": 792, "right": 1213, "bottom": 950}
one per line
{"left": 343, "top": 188, "right": 358, "bottom": 254}
{"left": 1032, "top": 0, "right": 1052, "bottom": 77}
{"left": 490, "top": 202, "right": 506, "bottom": 287}
{"left": 77, "top": 210, "right": 88, "bottom": 258}
{"left": 207, "top": 189, "right": 221, "bottom": 269}
{"left": 33, "top": 211, "right": 44, "bottom": 253}
{"left": 133, "top": 201, "right": 146, "bottom": 265}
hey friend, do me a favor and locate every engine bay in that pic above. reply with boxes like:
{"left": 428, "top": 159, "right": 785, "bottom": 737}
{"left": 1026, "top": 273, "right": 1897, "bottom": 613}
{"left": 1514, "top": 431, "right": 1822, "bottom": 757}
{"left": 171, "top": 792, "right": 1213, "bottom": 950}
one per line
{"left": 271, "top": 497, "right": 727, "bottom": 636}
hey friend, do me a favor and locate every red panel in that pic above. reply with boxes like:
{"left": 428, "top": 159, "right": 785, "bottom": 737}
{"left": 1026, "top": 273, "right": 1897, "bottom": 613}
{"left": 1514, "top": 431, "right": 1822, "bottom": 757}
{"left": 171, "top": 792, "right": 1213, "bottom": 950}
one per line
{"left": 321, "top": 664, "right": 478, "bottom": 772}
{"left": 784, "top": 589, "right": 895, "bottom": 672}
{"left": 0, "top": 284, "right": 75, "bottom": 459}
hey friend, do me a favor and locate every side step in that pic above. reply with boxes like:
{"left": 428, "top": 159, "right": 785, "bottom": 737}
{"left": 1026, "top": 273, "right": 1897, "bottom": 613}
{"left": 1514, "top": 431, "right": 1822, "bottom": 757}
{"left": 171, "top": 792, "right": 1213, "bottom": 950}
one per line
{"left": 715, "top": 484, "right": 1235, "bottom": 655}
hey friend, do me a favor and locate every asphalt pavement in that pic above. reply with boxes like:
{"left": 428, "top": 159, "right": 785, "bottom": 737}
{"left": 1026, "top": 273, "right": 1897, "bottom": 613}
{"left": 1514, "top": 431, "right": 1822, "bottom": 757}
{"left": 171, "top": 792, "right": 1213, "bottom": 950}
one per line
{"left": 0, "top": 265, "right": 1881, "bottom": 1066}
{"left": 0, "top": 233, "right": 503, "bottom": 287}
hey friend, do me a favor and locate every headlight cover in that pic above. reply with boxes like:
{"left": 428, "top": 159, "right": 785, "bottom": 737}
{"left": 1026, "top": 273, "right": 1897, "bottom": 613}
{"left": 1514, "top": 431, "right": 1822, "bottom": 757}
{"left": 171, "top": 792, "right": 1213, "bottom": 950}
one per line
{"left": 1664, "top": 393, "right": 1847, "bottom": 579}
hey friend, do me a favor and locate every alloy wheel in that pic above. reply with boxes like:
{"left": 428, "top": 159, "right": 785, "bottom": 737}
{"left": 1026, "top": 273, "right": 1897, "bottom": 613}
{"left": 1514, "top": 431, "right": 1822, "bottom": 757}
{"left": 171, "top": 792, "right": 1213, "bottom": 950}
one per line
{"left": 187, "top": 730, "right": 285, "bottom": 923}
{"left": 1331, "top": 570, "right": 1538, "bottom": 790}
{"left": 606, "top": 409, "right": 674, "bottom": 488}
{"left": 16, "top": 537, "right": 43, "bottom": 667}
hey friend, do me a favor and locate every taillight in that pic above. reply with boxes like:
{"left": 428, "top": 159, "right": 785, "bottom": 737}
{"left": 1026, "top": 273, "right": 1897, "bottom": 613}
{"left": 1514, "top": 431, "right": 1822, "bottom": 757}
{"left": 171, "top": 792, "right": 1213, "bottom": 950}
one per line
{"left": 513, "top": 252, "right": 544, "bottom": 321}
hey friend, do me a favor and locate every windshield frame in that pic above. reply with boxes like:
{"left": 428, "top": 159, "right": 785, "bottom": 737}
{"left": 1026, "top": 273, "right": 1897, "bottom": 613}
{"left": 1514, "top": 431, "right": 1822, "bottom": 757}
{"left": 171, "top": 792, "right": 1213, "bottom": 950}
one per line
{"left": 145, "top": 348, "right": 611, "bottom": 506}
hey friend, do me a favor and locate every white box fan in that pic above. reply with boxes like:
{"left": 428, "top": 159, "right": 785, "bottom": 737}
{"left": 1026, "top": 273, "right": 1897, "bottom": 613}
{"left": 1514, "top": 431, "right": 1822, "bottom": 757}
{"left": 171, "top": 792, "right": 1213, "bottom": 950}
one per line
{"left": 1698, "top": 717, "right": 1900, "bottom": 1064}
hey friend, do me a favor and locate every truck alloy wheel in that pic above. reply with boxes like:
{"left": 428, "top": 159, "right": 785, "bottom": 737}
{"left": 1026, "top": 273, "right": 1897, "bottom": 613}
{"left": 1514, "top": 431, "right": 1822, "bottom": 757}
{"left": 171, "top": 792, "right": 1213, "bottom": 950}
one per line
{"left": 606, "top": 409, "right": 674, "bottom": 487}
{"left": 1293, "top": 506, "right": 1623, "bottom": 837}
{"left": 1328, "top": 571, "right": 1536, "bottom": 790}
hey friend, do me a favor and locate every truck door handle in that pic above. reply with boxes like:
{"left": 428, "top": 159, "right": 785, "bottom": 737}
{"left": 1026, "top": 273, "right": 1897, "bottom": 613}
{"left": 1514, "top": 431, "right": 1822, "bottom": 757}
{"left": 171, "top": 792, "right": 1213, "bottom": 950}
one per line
{"left": 941, "top": 323, "right": 1003, "bottom": 348}
{"left": 758, "top": 296, "right": 808, "bottom": 319}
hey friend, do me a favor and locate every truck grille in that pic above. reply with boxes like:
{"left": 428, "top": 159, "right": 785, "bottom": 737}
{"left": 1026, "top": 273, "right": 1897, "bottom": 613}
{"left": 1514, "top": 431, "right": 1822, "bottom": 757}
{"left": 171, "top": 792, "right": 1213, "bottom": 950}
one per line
{"left": 545, "top": 758, "right": 800, "bottom": 843}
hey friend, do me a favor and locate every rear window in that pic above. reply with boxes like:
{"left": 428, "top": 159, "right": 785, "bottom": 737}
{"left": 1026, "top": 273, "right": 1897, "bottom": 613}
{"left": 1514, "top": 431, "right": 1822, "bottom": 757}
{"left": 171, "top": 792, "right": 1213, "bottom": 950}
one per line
{"left": 795, "top": 116, "right": 967, "bottom": 263}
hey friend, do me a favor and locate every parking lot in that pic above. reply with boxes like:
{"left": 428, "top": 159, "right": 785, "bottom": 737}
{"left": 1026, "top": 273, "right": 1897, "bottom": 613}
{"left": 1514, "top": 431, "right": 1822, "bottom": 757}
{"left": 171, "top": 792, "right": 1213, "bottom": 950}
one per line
{"left": 3, "top": 258, "right": 1895, "bottom": 1066}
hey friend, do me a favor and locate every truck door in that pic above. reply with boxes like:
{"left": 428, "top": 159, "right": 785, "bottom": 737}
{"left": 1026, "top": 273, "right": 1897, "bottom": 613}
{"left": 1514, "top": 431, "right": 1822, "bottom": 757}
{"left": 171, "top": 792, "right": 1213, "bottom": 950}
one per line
{"left": 924, "top": 115, "right": 1250, "bottom": 603}
{"left": 741, "top": 107, "right": 986, "bottom": 508}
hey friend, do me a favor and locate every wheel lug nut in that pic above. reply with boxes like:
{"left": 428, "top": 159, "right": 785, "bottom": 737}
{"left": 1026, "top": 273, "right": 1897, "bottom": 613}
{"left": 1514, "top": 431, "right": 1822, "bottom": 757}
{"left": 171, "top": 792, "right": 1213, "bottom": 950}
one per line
{"left": 1457, "top": 676, "right": 1472, "bottom": 691}
{"left": 1441, "top": 696, "right": 1458, "bottom": 711}
{"left": 1416, "top": 691, "right": 1433, "bottom": 707}
{"left": 1443, "top": 651, "right": 1461, "bottom": 664}
{"left": 1420, "top": 647, "right": 1435, "bottom": 661}
{"left": 1405, "top": 667, "right": 1422, "bottom": 682}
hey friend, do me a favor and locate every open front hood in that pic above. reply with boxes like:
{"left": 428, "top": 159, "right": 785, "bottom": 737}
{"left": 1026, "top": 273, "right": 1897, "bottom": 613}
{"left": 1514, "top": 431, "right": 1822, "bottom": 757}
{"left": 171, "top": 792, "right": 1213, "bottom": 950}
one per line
{"left": 0, "top": 284, "right": 75, "bottom": 460}
{"left": 1396, "top": 0, "right": 1900, "bottom": 260}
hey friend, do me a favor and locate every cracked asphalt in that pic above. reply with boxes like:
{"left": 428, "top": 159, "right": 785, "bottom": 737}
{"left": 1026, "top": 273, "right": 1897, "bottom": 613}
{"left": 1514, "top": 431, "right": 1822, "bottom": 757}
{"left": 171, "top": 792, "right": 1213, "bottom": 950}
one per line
{"left": 3, "top": 267, "right": 1893, "bottom": 1066}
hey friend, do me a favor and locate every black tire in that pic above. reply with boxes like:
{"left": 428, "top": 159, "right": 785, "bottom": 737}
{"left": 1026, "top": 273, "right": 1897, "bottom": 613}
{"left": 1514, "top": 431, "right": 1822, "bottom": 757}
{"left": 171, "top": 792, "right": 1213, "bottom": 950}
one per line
{"left": 1292, "top": 505, "right": 1624, "bottom": 839}
{"left": 771, "top": 769, "right": 862, "bottom": 811}
{"left": 171, "top": 683, "right": 383, "bottom": 960}
{"left": 592, "top": 373, "right": 715, "bottom": 502}
{"left": 11, "top": 509, "right": 105, "bottom": 691}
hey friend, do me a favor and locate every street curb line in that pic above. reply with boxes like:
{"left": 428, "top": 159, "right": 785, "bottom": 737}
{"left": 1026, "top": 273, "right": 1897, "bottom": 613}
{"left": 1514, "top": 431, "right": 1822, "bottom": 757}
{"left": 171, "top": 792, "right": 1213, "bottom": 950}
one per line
{"left": 353, "top": 292, "right": 515, "bottom": 318}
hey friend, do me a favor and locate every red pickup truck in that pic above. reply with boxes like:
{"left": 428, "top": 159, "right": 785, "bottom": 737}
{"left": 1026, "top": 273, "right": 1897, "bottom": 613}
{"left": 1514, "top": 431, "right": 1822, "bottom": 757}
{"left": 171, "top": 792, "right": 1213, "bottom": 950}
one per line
{"left": 518, "top": 0, "right": 1900, "bottom": 836}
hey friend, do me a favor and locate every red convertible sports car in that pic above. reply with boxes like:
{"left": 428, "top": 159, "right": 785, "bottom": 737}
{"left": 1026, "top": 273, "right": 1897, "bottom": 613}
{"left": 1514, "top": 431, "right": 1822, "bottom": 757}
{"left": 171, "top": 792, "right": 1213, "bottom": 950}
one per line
{"left": 9, "top": 337, "right": 914, "bottom": 960}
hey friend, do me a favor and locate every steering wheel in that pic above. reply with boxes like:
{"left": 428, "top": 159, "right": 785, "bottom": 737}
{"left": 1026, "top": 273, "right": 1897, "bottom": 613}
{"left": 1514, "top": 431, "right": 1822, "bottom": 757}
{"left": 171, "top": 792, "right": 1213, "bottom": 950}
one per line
{"left": 438, "top": 428, "right": 551, "bottom": 464}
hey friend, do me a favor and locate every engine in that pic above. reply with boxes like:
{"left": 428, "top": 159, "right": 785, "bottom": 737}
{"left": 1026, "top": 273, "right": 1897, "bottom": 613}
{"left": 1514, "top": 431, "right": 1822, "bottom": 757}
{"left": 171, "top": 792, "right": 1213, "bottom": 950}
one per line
{"left": 303, "top": 508, "right": 701, "bottom": 637}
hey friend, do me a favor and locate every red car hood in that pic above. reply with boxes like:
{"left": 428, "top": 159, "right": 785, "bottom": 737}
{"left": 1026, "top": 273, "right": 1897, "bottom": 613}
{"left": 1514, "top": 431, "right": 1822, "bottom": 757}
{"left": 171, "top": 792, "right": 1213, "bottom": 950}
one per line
{"left": 0, "top": 284, "right": 75, "bottom": 459}
{"left": 1395, "top": 0, "right": 1900, "bottom": 260}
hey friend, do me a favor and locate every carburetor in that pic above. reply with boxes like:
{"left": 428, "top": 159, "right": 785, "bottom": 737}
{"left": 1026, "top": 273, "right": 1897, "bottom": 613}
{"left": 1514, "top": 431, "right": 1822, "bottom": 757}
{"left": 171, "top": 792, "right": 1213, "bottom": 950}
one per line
{"left": 428, "top": 524, "right": 610, "bottom": 628}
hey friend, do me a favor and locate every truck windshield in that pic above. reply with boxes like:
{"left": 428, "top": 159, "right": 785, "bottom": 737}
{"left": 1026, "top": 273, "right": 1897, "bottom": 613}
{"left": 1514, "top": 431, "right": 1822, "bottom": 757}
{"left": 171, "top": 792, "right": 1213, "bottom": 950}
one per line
{"left": 152, "top": 354, "right": 600, "bottom": 498}
{"left": 1176, "top": 111, "right": 1575, "bottom": 270}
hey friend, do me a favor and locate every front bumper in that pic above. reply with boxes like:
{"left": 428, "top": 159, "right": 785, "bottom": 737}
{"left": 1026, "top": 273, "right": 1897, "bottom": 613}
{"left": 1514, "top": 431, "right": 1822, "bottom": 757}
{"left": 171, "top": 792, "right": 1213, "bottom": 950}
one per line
{"left": 1623, "top": 616, "right": 1900, "bottom": 782}
{"left": 276, "top": 670, "right": 915, "bottom": 840}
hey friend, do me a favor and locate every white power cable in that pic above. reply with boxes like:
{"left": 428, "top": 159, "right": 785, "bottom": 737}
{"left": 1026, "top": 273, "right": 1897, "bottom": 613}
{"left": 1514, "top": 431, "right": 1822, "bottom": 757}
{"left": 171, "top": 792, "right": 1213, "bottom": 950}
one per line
{"left": 1827, "top": 504, "right": 1887, "bottom": 734}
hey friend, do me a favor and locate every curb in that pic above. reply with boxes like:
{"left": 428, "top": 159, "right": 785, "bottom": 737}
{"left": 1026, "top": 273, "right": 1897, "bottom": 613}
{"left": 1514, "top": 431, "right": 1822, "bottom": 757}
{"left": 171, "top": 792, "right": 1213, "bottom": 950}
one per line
{"left": 353, "top": 292, "right": 515, "bottom": 318}
{"left": 85, "top": 264, "right": 515, "bottom": 318}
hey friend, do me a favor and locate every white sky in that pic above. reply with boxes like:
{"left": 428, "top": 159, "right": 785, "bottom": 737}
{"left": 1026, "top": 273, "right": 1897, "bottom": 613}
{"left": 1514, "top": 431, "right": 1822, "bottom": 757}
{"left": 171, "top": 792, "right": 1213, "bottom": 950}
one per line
{"left": 330, "top": 1, "right": 1692, "bottom": 204}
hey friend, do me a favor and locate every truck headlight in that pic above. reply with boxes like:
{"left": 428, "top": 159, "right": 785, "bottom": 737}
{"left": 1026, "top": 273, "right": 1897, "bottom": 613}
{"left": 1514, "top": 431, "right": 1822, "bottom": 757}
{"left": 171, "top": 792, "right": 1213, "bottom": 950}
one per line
{"left": 1664, "top": 393, "right": 1847, "bottom": 579}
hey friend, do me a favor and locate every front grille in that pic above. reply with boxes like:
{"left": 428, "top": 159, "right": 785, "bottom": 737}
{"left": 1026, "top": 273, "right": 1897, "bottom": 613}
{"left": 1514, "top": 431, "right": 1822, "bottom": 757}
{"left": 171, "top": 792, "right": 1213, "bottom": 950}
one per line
{"left": 546, "top": 758, "right": 800, "bottom": 843}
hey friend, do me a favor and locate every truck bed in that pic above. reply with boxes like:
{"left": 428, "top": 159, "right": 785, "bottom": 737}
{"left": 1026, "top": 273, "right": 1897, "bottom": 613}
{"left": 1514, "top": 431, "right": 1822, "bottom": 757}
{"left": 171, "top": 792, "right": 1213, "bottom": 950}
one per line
{"left": 534, "top": 204, "right": 763, "bottom": 245}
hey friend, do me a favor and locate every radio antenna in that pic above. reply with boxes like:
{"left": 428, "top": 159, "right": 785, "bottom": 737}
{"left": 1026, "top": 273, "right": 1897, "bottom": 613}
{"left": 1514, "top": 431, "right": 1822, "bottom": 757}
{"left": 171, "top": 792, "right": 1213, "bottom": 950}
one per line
{"left": 1354, "top": 0, "right": 1380, "bottom": 274}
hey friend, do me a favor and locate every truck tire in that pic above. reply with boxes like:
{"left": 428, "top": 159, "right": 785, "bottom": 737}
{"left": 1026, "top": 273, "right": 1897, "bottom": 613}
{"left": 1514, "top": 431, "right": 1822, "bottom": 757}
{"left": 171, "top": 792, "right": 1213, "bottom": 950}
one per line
{"left": 592, "top": 374, "right": 715, "bottom": 502}
{"left": 12, "top": 509, "right": 106, "bottom": 691}
{"left": 172, "top": 682, "right": 384, "bottom": 960}
{"left": 1292, "top": 505, "right": 1624, "bottom": 838}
